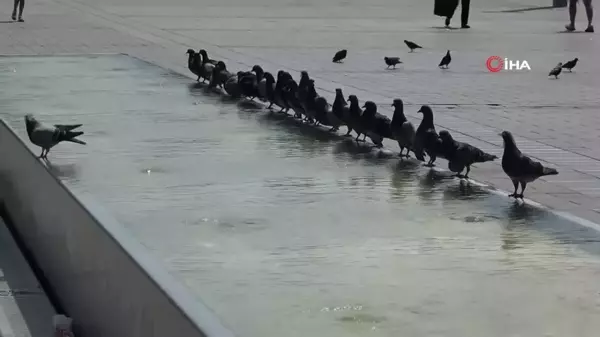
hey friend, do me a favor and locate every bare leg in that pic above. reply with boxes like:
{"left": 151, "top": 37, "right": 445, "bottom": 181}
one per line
{"left": 582, "top": 0, "right": 594, "bottom": 31}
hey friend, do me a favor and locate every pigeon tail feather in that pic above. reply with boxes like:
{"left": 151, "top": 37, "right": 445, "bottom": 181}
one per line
{"left": 541, "top": 167, "right": 558, "bottom": 176}
{"left": 55, "top": 124, "right": 82, "bottom": 131}
{"left": 58, "top": 131, "right": 85, "bottom": 144}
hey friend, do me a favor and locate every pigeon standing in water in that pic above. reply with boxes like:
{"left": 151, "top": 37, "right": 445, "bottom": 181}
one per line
{"left": 332, "top": 49, "right": 347, "bottom": 63}
{"left": 438, "top": 50, "right": 451, "bottom": 69}
{"left": 438, "top": 130, "right": 498, "bottom": 179}
{"left": 24, "top": 115, "right": 86, "bottom": 159}
{"left": 548, "top": 63, "right": 562, "bottom": 79}
{"left": 500, "top": 131, "right": 558, "bottom": 199}
{"left": 404, "top": 40, "right": 422, "bottom": 52}
{"left": 561, "top": 58, "right": 578, "bottom": 72}
{"left": 390, "top": 99, "right": 415, "bottom": 158}
{"left": 384, "top": 57, "right": 402, "bottom": 69}
{"left": 186, "top": 49, "right": 202, "bottom": 82}
{"left": 413, "top": 105, "right": 443, "bottom": 166}
{"left": 347, "top": 95, "right": 365, "bottom": 142}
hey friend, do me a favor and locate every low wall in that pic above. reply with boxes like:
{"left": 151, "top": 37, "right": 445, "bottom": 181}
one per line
{"left": 0, "top": 119, "right": 236, "bottom": 337}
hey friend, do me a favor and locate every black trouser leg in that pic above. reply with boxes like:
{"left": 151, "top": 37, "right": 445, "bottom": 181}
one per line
{"left": 461, "top": 0, "right": 470, "bottom": 26}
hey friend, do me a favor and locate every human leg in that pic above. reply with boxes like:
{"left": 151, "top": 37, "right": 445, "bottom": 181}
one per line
{"left": 461, "top": 0, "right": 471, "bottom": 28}
{"left": 566, "top": 0, "right": 578, "bottom": 31}
{"left": 582, "top": 0, "right": 594, "bottom": 32}
{"left": 18, "top": 0, "right": 25, "bottom": 21}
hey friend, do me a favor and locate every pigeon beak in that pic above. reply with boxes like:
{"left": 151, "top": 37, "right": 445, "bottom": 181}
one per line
{"left": 417, "top": 110, "right": 422, "bottom": 114}
{"left": 361, "top": 104, "right": 366, "bottom": 108}
{"left": 498, "top": 133, "right": 503, "bottom": 136}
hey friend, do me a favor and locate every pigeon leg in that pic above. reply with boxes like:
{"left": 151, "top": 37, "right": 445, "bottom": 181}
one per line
{"left": 463, "top": 165, "right": 471, "bottom": 179}
{"left": 355, "top": 134, "right": 361, "bottom": 142}
{"left": 38, "top": 149, "right": 45, "bottom": 158}
{"left": 398, "top": 147, "right": 405, "bottom": 157}
{"left": 386, "top": 65, "right": 390, "bottom": 69}
{"left": 409, "top": 50, "right": 414, "bottom": 53}
{"left": 345, "top": 128, "right": 353, "bottom": 136}
{"left": 425, "top": 156, "right": 437, "bottom": 167}
{"left": 196, "top": 76, "right": 200, "bottom": 82}
{"left": 362, "top": 134, "right": 367, "bottom": 142}
{"left": 267, "top": 103, "right": 273, "bottom": 109}
{"left": 508, "top": 180, "right": 519, "bottom": 198}
{"left": 517, "top": 182, "right": 527, "bottom": 199}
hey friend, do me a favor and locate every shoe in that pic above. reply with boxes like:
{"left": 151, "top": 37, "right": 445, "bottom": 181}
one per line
{"left": 461, "top": 24, "right": 470, "bottom": 29}
{"left": 18, "top": 17, "right": 24, "bottom": 22}
{"left": 585, "top": 25, "right": 594, "bottom": 33}
{"left": 11, "top": 12, "right": 16, "bottom": 21}
{"left": 445, "top": 17, "right": 451, "bottom": 27}
{"left": 565, "top": 23, "right": 576, "bottom": 31}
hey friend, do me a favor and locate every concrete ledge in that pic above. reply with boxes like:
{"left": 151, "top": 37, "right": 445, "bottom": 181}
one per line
{"left": 0, "top": 119, "right": 236, "bottom": 337}
{"left": 0, "top": 217, "right": 56, "bottom": 337}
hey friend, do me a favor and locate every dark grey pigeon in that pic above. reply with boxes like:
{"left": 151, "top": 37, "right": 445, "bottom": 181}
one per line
{"left": 404, "top": 40, "right": 422, "bottom": 52}
{"left": 438, "top": 50, "right": 451, "bottom": 69}
{"left": 413, "top": 105, "right": 443, "bottom": 166}
{"left": 438, "top": 130, "right": 498, "bottom": 179}
{"left": 24, "top": 114, "right": 86, "bottom": 159}
{"left": 561, "top": 58, "right": 578, "bottom": 72}
{"left": 500, "top": 131, "right": 558, "bottom": 199}
{"left": 548, "top": 62, "right": 562, "bottom": 79}
{"left": 332, "top": 49, "right": 347, "bottom": 63}
{"left": 390, "top": 99, "right": 415, "bottom": 158}
{"left": 384, "top": 57, "right": 402, "bottom": 69}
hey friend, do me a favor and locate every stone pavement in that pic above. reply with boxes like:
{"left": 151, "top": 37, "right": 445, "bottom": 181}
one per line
{"left": 2, "top": 0, "right": 600, "bottom": 223}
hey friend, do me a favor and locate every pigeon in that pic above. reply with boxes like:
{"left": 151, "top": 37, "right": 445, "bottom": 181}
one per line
{"left": 404, "top": 40, "right": 422, "bottom": 52}
{"left": 548, "top": 62, "right": 562, "bottom": 79}
{"left": 384, "top": 57, "right": 403, "bottom": 69}
{"left": 24, "top": 115, "right": 86, "bottom": 159}
{"left": 360, "top": 101, "right": 393, "bottom": 148}
{"left": 413, "top": 105, "right": 443, "bottom": 166}
{"left": 274, "top": 71, "right": 292, "bottom": 113}
{"left": 260, "top": 72, "right": 277, "bottom": 107}
{"left": 438, "top": 130, "right": 498, "bottom": 179}
{"left": 390, "top": 99, "right": 416, "bottom": 158}
{"left": 500, "top": 130, "right": 558, "bottom": 199}
{"left": 198, "top": 49, "right": 218, "bottom": 66}
{"left": 438, "top": 50, "right": 451, "bottom": 69}
{"left": 186, "top": 49, "right": 202, "bottom": 82}
{"left": 314, "top": 96, "right": 343, "bottom": 132}
{"left": 197, "top": 50, "right": 216, "bottom": 83}
{"left": 332, "top": 49, "right": 347, "bottom": 63}
{"left": 561, "top": 58, "right": 578, "bottom": 72}
{"left": 332, "top": 88, "right": 352, "bottom": 136}
{"left": 297, "top": 71, "right": 313, "bottom": 120}
{"left": 301, "top": 80, "right": 320, "bottom": 123}
{"left": 282, "top": 78, "right": 304, "bottom": 118}
{"left": 347, "top": 95, "right": 366, "bottom": 142}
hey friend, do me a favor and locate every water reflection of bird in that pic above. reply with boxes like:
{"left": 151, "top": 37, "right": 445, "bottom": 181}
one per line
{"left": 390, "top": 160, "right": 420, "bottom": 201}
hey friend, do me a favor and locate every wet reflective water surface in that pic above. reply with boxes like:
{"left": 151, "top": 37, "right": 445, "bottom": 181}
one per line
{"left": 2, "top": 55, "right": 600, "bottom": 337}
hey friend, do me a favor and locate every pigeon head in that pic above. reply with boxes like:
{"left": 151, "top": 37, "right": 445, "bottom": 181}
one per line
{"left": 500, "top": 131, "right": 516, "bottom": 147}
{"left": 391, "top": 99, "right": 403, "bottom": 108}
{"left": 335, "top": 88, "right": 342, "bottom": 94}
{"left": 277, "top": 70, "right": 284, "bottom": 79}
{"left": 557, "top": 62, "right": 563, "bottom": 67}
{"left": 439, "top": 130, "right": 453, "bottom": 141}
{"left": 446, "top": 50, "right": 451, "bottom": 55}
{"left": 199, "top": 49, "right": 207, "bottom": 56}
{"left": 216, "top": 61, "right": 227, "bottom": 70}
{"left": 348, "top": 95, "right": 358, "bottom": 105}
{"left": 417, "top": 105, "right": 433, "bottom": 115}
{"left": 251, "top": 65, "right": 264, "bottom": 75}
{"left": 301, "top": 71, "right": 309, "bottom": 79}
{"left": 573, "top": 58, "right": 579, "bottom": 62}
{"left": 263, "top": 72, "right": 275, "bottom": 84}
{"left": 362, "top": 101, "right": 377, "bottom": 112}
{"left": 24, "top": 114, "right": 39, "bottom": 135}
{"left": 186, "top": 49, "right": 195, "bottom": 55}
{"left": 315, "top": 96, "right": 328, "bottom": 110}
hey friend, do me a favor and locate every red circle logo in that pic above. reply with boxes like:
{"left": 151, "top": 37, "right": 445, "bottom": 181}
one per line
{"left": 486, "top": 56, "right": 503, "bottom": 72}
